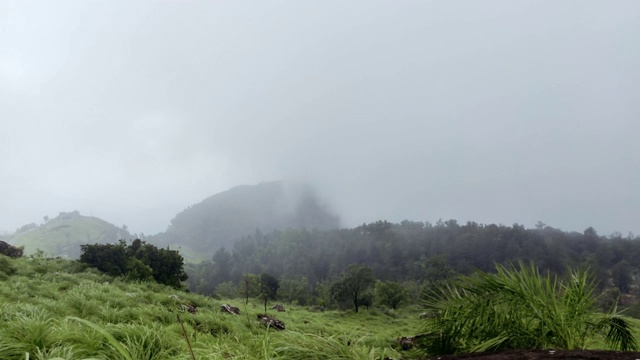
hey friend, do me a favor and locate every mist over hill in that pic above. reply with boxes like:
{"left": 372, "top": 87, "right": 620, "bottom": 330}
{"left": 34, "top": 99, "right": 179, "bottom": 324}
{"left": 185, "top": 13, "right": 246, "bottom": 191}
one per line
{"left": 151, "top": 181, "right": 340, "bottom": 260}
{"left": 2, "top": 182, "right": 339, "bottom": 260}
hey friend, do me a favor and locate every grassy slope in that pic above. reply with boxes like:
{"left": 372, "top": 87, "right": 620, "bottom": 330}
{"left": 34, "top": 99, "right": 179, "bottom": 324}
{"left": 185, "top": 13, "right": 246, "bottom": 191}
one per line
{"left": 0, "top": 255, "right": 417, "bottom": 360}
{"left": 5, "top": 212, "right": 129, "bottom": 258}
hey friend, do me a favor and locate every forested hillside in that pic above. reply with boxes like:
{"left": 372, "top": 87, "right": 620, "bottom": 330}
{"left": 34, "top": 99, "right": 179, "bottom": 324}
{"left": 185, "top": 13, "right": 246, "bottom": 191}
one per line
{"left": 187, "top": 220, "right": 640, "bottom": 304}
{"left": 150, "top": 181, "right": 340, "bottom": 260}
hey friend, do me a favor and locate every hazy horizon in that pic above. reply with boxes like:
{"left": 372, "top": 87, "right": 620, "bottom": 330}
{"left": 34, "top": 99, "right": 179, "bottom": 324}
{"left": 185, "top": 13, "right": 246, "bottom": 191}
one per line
{"left": 2, "top": 1, "right": 639, "bottom": 237}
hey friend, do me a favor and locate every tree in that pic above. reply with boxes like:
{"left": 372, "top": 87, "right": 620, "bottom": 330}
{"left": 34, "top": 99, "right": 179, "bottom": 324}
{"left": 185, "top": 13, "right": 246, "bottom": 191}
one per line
{"left": 330, "top": 264, "right": 375, "bottom": 313}
{"left": 426, "top": 255, "right": 456, "bottom": 284}
{"left": 612, "top": 260, "right": 632, "bottom": 293}
{"left": 79, "top": 239, "right": 188, "bottom": 288}
{"left": 279, "top": 276, "right": 312, "bottom": 305}
{"left": 238, "top": 273, "right": 260, "bottom": 304}
{"left": 215, "top": 281, "right": 237, "bottom": 299}
{"left": 375, "top": 280, "right": 408, "bottom": 309}
{"left": 259, "top": 273, "right": 279, "bottom": 312}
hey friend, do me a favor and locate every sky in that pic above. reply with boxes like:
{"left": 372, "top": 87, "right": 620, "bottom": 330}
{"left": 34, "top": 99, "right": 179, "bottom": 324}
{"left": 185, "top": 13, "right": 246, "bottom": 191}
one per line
{"left": 1, "top": 1, "right": 639, "bottom": 237}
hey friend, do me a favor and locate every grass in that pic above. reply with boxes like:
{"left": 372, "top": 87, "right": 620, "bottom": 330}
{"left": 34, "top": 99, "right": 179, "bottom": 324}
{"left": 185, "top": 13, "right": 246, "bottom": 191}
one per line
{"left": 3, "top": 255, "right": 636, "bottom": 359}
{"left": 0, "top": 255, "right": 415, "bottom": 359}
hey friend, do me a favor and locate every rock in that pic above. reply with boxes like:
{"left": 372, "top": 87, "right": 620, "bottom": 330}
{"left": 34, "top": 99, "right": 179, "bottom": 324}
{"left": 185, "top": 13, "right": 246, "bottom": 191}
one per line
{"left": 271, "top": 304, "right": 285, "bottom": 312}
{"left": 257, "top": 314, "right": 285, "bottom": 330}
{"left": 396, "top": 334, "right": 425, "bottom": 350}
{"left": 180, "top": 303, "right": 197, "bottom": 314}
{"left": 220, "top": 304, "right": 240, "bottom": 315}
{"left": 309, "top": 305, "right": 326, "bottom": 312}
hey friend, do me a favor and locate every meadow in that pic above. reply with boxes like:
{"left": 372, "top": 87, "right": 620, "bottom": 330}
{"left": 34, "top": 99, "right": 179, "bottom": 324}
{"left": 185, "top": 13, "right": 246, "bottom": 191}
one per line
{"left": 0, "top": 255, "right": 420, "bottom": 360}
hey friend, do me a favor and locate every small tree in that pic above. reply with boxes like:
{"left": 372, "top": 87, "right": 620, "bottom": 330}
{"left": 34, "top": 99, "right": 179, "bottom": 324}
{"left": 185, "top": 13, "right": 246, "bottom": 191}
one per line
{"left": 215, "top": 281, "right": 237, "bottom": 299}
{"left": 279, "top": 276, "right": 312, "bottom": 305}
{"left": 259, "top": 273, "right": 279, "bottom": 312}
{"left": 375, "top": 280, "right": 408, "bottom": 309}
{"left": 239, "top": 273, "right": 260, "bottom": 304}
{"left": 330, "top": 264, "right": 375, "bottom": 313}
{"left": 612, "top": 260, "right": 632, "bottom": 293}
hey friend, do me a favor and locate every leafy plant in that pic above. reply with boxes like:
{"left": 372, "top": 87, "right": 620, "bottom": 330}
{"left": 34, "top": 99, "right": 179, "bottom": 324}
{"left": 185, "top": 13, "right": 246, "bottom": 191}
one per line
{"left": 420, "top": 262, "right": 637, "bottom": 355}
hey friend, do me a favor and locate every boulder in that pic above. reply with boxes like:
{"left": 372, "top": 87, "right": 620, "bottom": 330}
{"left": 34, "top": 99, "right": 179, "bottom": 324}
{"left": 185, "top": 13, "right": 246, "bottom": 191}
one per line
{"left": 396, "top": 334, "right": 425, "bottom": 350}
{"left": 257, "top": 314, "right": 285, "bottom": 330}
{"left": 220, "top": 304, "right": 240, "bottom": 315}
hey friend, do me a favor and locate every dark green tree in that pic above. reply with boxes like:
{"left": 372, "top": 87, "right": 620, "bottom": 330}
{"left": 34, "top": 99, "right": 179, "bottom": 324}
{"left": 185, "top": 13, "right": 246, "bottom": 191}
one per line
{"left": 79, "top": 241, "right": 128, "bottom": 277}
{"left": 259, "top": 273, "right": 279, "bottom": 312}
{"left": 375, "top": 280, "right": 408, "bottom": 309}
{"left": 278, "top": 276, "right": 312, "bottom": 305}
{"left": 239, "top": 273, "right": 260, "bottom": 304}
{"left": 330, "top": 264, "right": 375, "bottom": 313}
{"left": 79, "top": 239, "right": 187, "bottom": 288}
{"left": 612, "top": 260, "right": 632, "bottom": 293}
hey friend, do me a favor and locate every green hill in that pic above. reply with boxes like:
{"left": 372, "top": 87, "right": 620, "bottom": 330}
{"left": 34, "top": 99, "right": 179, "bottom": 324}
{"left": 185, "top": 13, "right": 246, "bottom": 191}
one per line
{"left": 4, "top": 211, "right": 130, "bottom": 258}
{"left": 0, "top": 255, "right": 413, "bottom": 359}
{"left": 152, "top": 181, "right": 340, "bottom": 260}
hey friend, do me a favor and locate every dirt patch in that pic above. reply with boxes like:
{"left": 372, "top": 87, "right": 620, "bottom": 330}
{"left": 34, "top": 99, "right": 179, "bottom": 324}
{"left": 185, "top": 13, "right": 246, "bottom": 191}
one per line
{"left": 422, "top": 349, "right": 640, "bottom": 360}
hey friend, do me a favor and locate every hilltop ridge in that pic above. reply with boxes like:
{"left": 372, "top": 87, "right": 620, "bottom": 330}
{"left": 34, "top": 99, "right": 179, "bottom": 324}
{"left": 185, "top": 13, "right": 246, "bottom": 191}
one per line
{"left": 151, "top": 181, "right": 340, "bottom": 260}
{"left": 4, "top": 211, "right": 130, "bottom": 258}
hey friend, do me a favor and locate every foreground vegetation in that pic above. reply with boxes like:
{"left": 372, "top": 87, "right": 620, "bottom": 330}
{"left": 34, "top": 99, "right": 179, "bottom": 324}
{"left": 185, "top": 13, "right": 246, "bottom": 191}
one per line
{"left": 0, "top": 254, "right": 418, "bottom": 360}
{"left": 421, "top": 262, "right": 637, "bottom": 355}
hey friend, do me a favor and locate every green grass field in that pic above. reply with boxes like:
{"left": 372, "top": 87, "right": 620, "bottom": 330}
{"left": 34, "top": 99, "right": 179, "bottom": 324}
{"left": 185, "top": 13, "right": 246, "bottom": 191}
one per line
{"left": 0, "top": 255, "right": 420, "bottom": 360}
{"left": 2, "top": 255, "right": 638, "bottom": 360}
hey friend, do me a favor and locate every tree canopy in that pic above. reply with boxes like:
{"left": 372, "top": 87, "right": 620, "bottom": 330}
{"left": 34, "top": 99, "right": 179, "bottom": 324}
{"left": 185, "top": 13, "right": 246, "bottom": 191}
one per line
{"left": 79, "top": 239, "right": 187, "bottom": 288}
{"left": 330, "top": 264, "right": 375, "bottom": 313}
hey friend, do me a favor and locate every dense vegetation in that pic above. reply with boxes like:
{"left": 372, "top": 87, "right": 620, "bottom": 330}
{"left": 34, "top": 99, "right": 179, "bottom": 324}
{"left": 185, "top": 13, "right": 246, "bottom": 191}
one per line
{"left": 79, "top": 239, "right": 188, "bottom": 288}
{"left": 421, "top": 262, "right": 636, "bottom": 355}
{"left": 186, "top": 220, "right": 640, "bottom": 306}
{"left": 0, "top": 254, "right": 418, "bottom": 360}
{"left": 4, "top": 217, "right": 640, "bottom": 358}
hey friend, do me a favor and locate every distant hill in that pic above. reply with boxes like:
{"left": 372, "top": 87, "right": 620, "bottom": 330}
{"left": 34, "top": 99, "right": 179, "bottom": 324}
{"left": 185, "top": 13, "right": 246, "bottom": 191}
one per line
{"left": 152, "top": 181, "right": 340, "bottom": 260}
{"left": 4, "top": 211, "right": 130, "bottom": 258}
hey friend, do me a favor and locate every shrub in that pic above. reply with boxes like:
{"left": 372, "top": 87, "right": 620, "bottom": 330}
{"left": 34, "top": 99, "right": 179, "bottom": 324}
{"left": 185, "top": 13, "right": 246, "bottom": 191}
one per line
{"left": 421, "top": 262, "right": 637, "bottom": 355}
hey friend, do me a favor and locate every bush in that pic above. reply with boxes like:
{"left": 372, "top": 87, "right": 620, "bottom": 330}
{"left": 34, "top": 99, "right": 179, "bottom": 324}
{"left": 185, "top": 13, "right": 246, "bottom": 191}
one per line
{"left": 421, "top": 262, "right": 637, "bottom": 355}
{"left": 79, "top": 239, "right": 187, "bottom": 288}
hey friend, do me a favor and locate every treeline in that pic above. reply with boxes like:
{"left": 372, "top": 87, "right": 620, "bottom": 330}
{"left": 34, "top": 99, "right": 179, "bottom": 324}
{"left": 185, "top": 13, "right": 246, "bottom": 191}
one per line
{"left": 186, "top": 220, "right": 640, "bottom": 303}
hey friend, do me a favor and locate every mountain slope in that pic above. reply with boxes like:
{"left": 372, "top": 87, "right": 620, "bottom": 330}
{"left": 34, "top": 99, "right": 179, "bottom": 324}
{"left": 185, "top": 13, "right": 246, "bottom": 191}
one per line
{"left": 5, "top": 211, "right": 130, "bottom": 258}
{"left": 153, "top": 181, "right": 340, "bottom": 260}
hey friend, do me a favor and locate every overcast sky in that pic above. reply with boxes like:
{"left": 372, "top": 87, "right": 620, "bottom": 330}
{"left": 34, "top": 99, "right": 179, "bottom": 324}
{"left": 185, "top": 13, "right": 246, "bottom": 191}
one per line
{"left": 2, "top": 1, "right": 639, "bottom": 237}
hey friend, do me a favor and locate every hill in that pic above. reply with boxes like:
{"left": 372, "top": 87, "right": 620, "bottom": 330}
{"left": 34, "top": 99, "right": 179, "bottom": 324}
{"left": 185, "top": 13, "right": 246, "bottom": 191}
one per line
{"left": 4, "top": 211, "right": 130, "bottom": 258}
{"left": 0, "top": 255, "right": 413, "bottom": 359}
{"left": 152, "top": 181, "right": 340, "bottom": 260}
